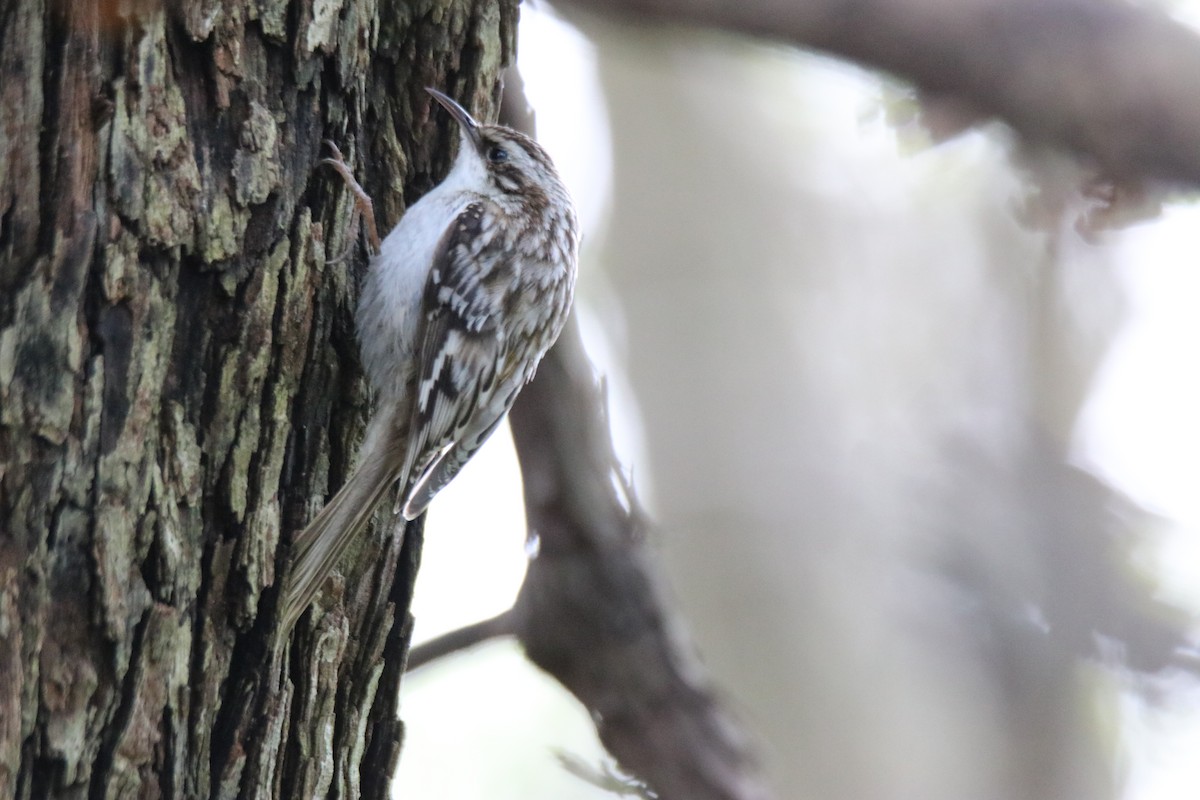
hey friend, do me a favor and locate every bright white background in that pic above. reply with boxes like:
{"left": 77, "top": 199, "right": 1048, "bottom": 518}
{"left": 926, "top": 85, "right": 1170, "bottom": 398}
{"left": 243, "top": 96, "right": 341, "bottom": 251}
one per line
{"left": 393, "top": 6, "right": 1200, "bottom": 798}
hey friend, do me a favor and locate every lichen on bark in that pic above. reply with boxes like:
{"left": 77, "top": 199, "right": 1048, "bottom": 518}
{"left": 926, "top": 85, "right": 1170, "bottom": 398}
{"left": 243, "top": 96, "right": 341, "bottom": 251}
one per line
{"left": 0, "top": 0, "right": 518, "bottom": 797}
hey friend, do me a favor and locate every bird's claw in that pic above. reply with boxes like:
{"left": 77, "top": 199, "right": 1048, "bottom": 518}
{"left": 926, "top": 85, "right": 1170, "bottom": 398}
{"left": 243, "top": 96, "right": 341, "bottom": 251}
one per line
{"left": 321, "top": 140, "right": 382, "bottom": 257}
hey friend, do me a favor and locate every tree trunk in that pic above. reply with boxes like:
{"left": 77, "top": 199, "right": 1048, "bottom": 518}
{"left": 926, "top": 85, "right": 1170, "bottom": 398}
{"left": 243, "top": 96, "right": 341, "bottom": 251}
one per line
{"left": 0, "top": 1, "right": 517, "bottom": 797}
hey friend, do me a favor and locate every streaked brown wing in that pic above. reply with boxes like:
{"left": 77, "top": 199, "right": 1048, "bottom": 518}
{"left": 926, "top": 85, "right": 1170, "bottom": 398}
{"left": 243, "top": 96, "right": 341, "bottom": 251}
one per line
{"left": 400, "top": 200, "right": 516, "bottom": 494}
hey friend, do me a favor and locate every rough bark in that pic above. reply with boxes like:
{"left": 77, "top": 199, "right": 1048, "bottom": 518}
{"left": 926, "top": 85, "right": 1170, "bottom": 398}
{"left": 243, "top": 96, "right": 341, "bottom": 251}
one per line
{"left": 0, "top": 1, "right": 517, "bottom": 798}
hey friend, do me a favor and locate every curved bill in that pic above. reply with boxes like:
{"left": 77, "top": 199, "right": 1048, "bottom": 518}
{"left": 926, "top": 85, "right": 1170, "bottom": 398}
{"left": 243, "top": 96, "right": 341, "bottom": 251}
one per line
{"left": 426, "top": 87, "right": 482, "bottom": 149}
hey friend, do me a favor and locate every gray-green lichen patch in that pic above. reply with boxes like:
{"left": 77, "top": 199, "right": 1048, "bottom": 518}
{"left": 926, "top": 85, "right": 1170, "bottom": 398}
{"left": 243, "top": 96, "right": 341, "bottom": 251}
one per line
{"left": 93, "top": 285, "right": 176, "bottom": 473}
{"left": 39, "top": 634, "right": 101, "bottom": 787}
{"left": 216, "top": 740, "right": 248, "bottom": 800}
{"left": 237, "top": 507, "right": 280, "bottom": 621}
{"left": 233, "top": 101, "right": 283, "bottom": 207}
{"left": 68, "top": 358, "right": 104, "bottom": 510}
{"left": 190, "top": 536, "right": 237, "bottom": 790}
{"left": 151, "top": 414, "right": 204, "bottom": 610}
{"left": 245, "top": 679, "right": 291, "bottom": 800}
{"left": 340, "top": 658, "right": 384, "bottom": 798}
{"left": 218, "top": 235, "right": 286, "bottom": 523}
{"left": 291, "top": 611, "right": 350, "bottom": 797}
{"left": 305, "top": 0, "right": 346, "bottom": 55}
{"left": 164, "top": 402, "right": 204, "bottom": 508}
{"left": 101, "top": 225, "right": 141, "bottom": 303}
{"left": 101, "top": 604, "right": 188, "bottom": 800}
{"left": 0, "top": 566, "right": 24, "bottom": 797}
{"left": 0, "top": 0, "right": 45, "bottom": 282}
{"left": 278, "top": 211, "right": 325, "bottom": 380}
{"left": 199, "top": 191, "right": 247, "bottom": 264}
{"left": 231, "top": 212, "right": 326, "bottom": 611}
{"left": 470, "top": 1, "right": 505, "bottom": 93}
{"left": 333, "top": 0, "right": 378, "bottom": 86}
{"left": 378, "top": 132, "right": 411, "bottom": 208}
{"left": 88, "top": 240, "right": 179, "bottom": 660}
{"left": 93, "top": 501, "right": 153, "bottom": 651}
{"left": 0, "top": 262, "right": 84, "bottom": 445}
{"left": 254, "top": 0, "right": 290, "bottom": 42}
{"left": 108, "top": 11, "right": 202, "bottom": 251}
{"left": 179, "top": 0, "right": 223, "bottom": 41}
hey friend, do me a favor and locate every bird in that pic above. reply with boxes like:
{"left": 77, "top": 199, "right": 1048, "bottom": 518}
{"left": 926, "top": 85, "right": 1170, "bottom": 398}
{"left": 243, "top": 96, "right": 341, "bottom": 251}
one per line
{"left": 279, "top": 87, "right": 579, "bottom": 633}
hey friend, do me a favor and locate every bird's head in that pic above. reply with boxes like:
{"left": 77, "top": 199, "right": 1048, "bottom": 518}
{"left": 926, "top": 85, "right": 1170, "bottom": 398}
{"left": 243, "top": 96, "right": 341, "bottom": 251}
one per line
{"left": 426, "top": 87, "right": 566, "bottom": 205}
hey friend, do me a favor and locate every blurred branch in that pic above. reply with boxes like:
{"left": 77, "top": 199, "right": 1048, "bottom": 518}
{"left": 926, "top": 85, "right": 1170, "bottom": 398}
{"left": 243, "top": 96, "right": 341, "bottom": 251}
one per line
{"left": 507, "top": 319, "right": 774, "bottom": 800}
{"left": 405, "top": 610, "right": 515, "bottom": 671}
{"left": 557, "top": 0, "right": 1200, "bottom": 186}
{"left": 500, "top": 68, "right": 772, "bottom": 800}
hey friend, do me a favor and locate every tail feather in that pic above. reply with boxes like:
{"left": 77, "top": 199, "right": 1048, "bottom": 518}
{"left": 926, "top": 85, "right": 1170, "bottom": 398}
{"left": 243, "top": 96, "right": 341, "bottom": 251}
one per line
{"left": 400, "top": 443, "right": 461, "bottom": 521}
{"left": 280, "top": 415, "right": 408, "bottom": 633}
{"left": 401, "top": 413, "right": 508, "bottom": 520}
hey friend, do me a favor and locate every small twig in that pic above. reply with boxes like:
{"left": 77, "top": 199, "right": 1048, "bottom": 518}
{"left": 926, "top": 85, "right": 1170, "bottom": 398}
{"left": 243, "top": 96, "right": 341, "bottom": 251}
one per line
{"left": 404, "top": 609, "right": 516, "bottom": 672}
{"left": 322, "top": 140, "right": 382, "bottom": 256}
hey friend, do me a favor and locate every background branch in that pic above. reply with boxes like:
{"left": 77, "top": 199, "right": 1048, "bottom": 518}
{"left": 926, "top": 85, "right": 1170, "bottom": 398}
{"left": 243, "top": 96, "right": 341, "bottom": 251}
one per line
{"left": 559, "top": 0, "right": 1200, "bottom": 186}
{"left": 405, "top": 609, "right": 514, "bottom": 671}
{"left": 507, "top": 320, "right": 773, "bottom": 800}
{"left": 491, "top": 66, "right": 772, "bottom": 800}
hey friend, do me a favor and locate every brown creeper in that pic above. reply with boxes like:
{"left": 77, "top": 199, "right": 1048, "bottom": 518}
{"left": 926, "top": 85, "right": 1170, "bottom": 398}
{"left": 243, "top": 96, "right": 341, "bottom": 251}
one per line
{"left": 280, "top": 88, "right": 579, "bottom": 632}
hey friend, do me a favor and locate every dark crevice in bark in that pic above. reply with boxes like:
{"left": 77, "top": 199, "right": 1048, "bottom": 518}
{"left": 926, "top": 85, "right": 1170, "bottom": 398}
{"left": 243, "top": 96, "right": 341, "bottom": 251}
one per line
{"left": 0, "top": 203, "right": 16, "bottom": 272}
{"left": 208, "top": 631, "right": 266, "bottom": 800}
{"left": 356, "top": 519, "right": 424, "bottom": 796}
{"left": 161, "top": 704, "right": 178, "bottom": 800}
{"left": 185, "top": 536, "right": 216, "bottom": 783}
{"left": 141, "top": 501, "right": 169, "bottom": 603}
{"left": 36, "top": 3, "right": 66, "bottom": 257}
{"left": 165, "top": 261, "right": 212, "bottom": 417}
{"left": 87, "top": 609, "right": 150, "bottom": 800}
{"left": 164, "top": 14, "right": 214, "bottom": 164}
{"left": 243, "top": 194, "right": 283, "bottom": 260}
{"left": 23, "top": 735, "right": 46, "bottom": 799}
{"left": 95, "top": 303, "right": 134, "bottom": 455}
{"left": 226, "top": 630, "right": 278, "bottom": 800}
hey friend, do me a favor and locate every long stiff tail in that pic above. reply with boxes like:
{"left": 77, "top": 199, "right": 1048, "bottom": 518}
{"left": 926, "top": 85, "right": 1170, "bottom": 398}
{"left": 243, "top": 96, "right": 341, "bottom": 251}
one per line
{"left": 279, "top": 413, "right": 408, "bottom": 633}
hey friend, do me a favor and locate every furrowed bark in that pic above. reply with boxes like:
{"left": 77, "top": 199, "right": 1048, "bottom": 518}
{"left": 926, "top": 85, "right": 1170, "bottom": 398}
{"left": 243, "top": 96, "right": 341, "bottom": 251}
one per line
{"left": 0, "top": 1, "right": 517, "bottom": 797}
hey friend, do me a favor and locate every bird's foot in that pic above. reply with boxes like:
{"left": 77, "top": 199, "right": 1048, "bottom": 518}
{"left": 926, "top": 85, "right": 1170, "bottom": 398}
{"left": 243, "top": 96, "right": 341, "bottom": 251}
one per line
{"left": 322, "top": 140, "right": 382, "bottom": 257}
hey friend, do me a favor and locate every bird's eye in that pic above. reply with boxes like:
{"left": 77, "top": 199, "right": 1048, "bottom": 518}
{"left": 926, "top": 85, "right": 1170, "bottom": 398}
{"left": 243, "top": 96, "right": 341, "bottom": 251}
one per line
{"left": 487, "top": 146, "right": 509, "bottom": 163}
